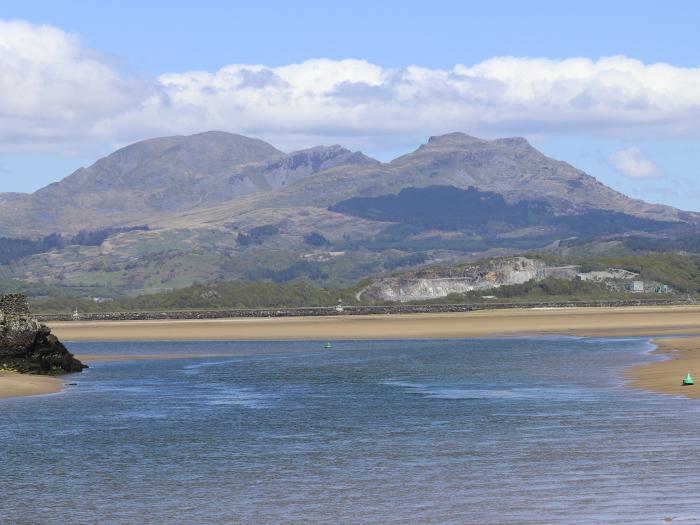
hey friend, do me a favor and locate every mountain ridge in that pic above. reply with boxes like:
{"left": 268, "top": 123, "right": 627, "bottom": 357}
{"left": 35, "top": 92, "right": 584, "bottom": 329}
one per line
{"left": 1, "top": 130, "right": 698, "bottom": 298}
{"left": 1, "top": 130, "right": 694, "bottom": 238}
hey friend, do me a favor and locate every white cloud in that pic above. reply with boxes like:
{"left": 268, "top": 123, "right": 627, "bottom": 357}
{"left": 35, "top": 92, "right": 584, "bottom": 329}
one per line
{"left": 0, "top": 20, "right": 153, "bottom": 153}
{"left": 4, "top": 19, "right": 700, "bottom": 156}
{"left": 608, "top": 147, "right": 664, "bottom": 179}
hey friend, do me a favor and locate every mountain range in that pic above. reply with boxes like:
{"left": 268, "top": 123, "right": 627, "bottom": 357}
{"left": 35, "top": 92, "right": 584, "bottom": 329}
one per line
{"left": 1, "top": 131, "right": 697, "bottom": 297}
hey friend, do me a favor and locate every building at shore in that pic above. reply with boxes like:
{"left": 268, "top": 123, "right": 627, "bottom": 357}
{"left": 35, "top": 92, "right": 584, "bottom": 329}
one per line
{"left": 0, "top": 294, "right": 30, "bottom": 317}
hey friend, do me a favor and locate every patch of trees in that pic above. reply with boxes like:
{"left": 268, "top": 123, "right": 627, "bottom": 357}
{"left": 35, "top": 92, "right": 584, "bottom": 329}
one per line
{"left": 237, "top": 224, "right": 279, "bottom": 246}
{"left": 339, "top": 225, "right": 556, "bottom": 254}
{"left": 31, "top": 279, "right": 354, "bottom": 313}
{"left": 557, "top": 211, "right": 674, "bottom": 236}
{"left": 245, "top": 260, "right": 329, "bottom": 282}
{"left": 530, "top": 252, "right": 700, "bottom": 294}
{"left": 383, "top": 252, "right": 428, "bottom": 270}
{"left": 622, "top": 233, "right": 700, "bottom": 253}
{"left": 0, "top": 226, "right": 149, "bottom": 265}
{"left": 329, "top": 185, "right": 676, "bottom": 239}
{"left": 330, "top": 185, "right": 551, "bottom": 231}
{"left": 580, "top": 254, "right": 700, "bottom": 293}
{"left": 303, "top": 232, "right": 331, "bottom": 247}
{"left": 489, "top": 277, "right": 602, "bottom": 298}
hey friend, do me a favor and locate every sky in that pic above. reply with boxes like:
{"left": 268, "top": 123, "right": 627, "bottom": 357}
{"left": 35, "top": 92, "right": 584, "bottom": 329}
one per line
{"left": 1, "top": 0, "right": 700, "bottom": 209}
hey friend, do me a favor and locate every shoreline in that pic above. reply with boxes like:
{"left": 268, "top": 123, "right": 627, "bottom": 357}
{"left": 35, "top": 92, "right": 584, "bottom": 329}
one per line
{"left": 5, "top": 305, "right": 700, "bottom": 401}
{"left": 0, "top": 372, "right": 63, "bottom": 400}
{"left": 48, "top": 305, "right": 700, "bottom": 341}
{"left": 626, "top": 337, "right": 700, "bottom": 398}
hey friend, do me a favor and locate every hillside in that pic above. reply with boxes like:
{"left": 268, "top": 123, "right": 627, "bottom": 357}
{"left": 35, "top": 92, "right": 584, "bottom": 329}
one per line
{"left": 207, "top": 132, "right": 688, "bottom": 221}
{"left": 0, "top": 131, "right": 283, "bottom": 235}
{"left": 1, "top": 131, "right": 698, "bottom": 300}
{"left": 0, "top": 134, "right": 380, "bottom": 237}
{"left": 389, "top": 133, "right": 685, "bottom": 220}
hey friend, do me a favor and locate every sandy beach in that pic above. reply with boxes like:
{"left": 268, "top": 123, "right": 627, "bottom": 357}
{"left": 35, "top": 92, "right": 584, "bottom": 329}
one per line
{"left": 626, "top": 337, "right": 700, "bottom": 398}
{"left": 0, "top": 372, "right": 63, "bottom": 400}
{"left": 48, "top": 305, "right": 700, "bottom": 341}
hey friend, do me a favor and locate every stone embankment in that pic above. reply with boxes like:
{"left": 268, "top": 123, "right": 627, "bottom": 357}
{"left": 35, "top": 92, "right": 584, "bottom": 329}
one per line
{"left": 38, "top": 298, "right": 694, "bottom": 323}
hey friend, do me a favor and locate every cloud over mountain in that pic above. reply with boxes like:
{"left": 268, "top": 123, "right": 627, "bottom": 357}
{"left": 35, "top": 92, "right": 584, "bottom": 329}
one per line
{"left": 4, "top": 19, "right": 700, "bottom": 155}
{"left": 0, "top": 19, "right": 150, "bottom": 153}
{"left": 609, "top": 147, "right": 664, "bottom": 179}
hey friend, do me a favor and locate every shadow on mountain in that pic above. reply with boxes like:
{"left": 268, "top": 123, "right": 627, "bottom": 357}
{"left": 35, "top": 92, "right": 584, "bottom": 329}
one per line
{"left": 330, "top": 185, "right": 678, "bottom": 252}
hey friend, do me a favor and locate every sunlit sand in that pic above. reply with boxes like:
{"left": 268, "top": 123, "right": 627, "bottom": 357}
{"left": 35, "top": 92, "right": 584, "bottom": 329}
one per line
{"left": 48, "top": 305, "right": 700, "bottom": 341}
{"left": 0, "top": 372, "right": 63, "bottom": 399}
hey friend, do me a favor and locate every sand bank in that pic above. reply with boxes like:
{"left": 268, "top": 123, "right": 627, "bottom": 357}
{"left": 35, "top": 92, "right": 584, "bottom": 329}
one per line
{"left": 0, "top": 372, "right": 63, "bottom": 399}
{"left": 49, "top": 305, "right": 700, "bottom": 342}
{"left": 626, "top": 337, "right": 700, "bottom": 398}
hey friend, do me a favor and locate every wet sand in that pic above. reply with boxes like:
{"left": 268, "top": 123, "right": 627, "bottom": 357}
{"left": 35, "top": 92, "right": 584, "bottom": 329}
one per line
{"left": 48, "top": 305, "right": 700, "bottom": 341}
{"left": 0, "top": 355, "right": 237, "bottom": 401}
{"left": 0, "top": 372, "right": 63, "bottom": 399}
{"left": 74, "top": 353, "right": 237, "bottom": 362}
{"left": 626, "top": 337, "right": 700, "bottom": 398}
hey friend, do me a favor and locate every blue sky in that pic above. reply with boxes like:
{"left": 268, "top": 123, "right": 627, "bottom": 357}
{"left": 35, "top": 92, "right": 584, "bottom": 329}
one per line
{"left": 1, "top": 0, "right": 700, "bottom": 209}
{"left": 6, "top": 1, "right": 700, "bottom": 72}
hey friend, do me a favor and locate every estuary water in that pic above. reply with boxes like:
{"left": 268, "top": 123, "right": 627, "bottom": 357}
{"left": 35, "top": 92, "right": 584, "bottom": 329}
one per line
{"left": 2, "top": 337, "right": 700, "bottom": 524}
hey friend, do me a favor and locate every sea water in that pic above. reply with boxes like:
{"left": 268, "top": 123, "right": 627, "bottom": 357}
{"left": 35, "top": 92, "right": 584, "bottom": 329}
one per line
{"left": 2, "top": 337, "right": 700, "bottom": 524}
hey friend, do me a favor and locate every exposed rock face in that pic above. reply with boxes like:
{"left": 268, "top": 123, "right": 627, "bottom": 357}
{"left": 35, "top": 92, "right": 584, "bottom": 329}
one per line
{"left": 228, "top": 145, "right": 378, "bottom": 194}
{"left": 360, "top": 257, "right": 577, "bottom": 302}
{"left": 0, "top": 294, "right": 86, "bottom": 375}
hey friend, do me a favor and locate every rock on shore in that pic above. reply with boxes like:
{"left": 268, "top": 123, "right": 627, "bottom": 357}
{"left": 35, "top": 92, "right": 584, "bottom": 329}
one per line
{"left": 0, "top": 302, "right": 86, "bottom": 375}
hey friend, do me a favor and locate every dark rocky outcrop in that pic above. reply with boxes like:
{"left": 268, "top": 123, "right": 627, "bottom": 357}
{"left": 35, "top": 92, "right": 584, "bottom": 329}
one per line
{"left": 0, "top": 294, "right": 86, "bottom": 375}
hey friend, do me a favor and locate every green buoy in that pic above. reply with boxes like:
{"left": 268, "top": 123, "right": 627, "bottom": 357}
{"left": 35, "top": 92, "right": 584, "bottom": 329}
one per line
{"left": 324, "top": 342, "right": 333, "bottom": 349}
{"left": 683, "top": 372, "right": 694, "bottom": 386}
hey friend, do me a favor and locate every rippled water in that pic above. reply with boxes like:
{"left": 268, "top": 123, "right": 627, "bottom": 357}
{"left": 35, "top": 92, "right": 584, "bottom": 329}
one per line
{"left": 3, "top": 337, "right": 700, "bottom": 524}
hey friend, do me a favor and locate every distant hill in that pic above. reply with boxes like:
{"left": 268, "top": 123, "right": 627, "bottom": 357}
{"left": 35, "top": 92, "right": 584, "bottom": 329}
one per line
{"left": 388, "top": 133, "right": 684, "bottom": 219}
{"left": 216, "top": 132, "right": 689, "bottom": 222}
{"left": 0, "top": 131, "right": 281, "bottom": 235}
{"left": 1, "top": 131, "right": 698, "bottom": 299}
{"left": 0, "top": 133, "right": 384, "bottom": 237}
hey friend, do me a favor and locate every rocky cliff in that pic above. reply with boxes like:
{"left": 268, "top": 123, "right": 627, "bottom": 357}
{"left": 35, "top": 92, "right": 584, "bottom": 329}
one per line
{"left": 0, "top": 294, "right": 86, "bottom": 374}
{"left": 360, "top": 257, "right": 577, "bottom": 302}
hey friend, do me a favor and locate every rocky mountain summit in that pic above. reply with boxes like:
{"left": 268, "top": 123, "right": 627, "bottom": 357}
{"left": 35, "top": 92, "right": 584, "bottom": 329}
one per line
{"left": 0, "top": 295, "right": 86, "bottom": 374}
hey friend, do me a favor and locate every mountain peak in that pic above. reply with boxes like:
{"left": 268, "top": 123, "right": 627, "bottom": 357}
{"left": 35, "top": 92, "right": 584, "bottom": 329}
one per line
{"left": 0, "top": 130, "right": 690, "bottom": 239}
{"left": 426, "top": 132, "right": 485, "bottom": 146}
{"left": 493, "top": 136, "right": 531, "bottom": 148}
{"left": 426, "top": 132, "right": 533, "bottom": 150}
